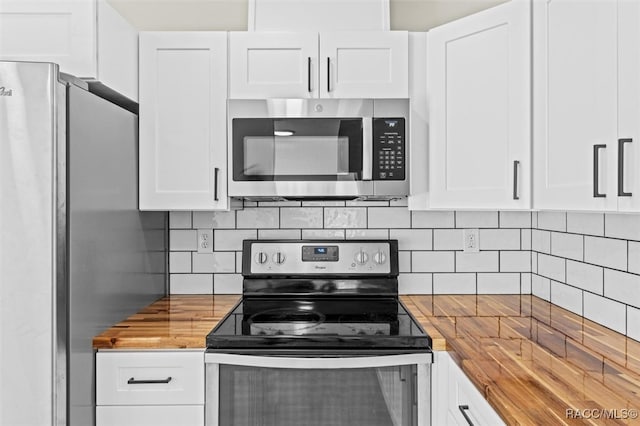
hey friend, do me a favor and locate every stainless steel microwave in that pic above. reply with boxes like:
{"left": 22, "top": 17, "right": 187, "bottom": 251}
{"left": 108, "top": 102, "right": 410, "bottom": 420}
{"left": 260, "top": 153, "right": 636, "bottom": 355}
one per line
{"left": 228, "top": 99, "right": 409, "bottom": 200}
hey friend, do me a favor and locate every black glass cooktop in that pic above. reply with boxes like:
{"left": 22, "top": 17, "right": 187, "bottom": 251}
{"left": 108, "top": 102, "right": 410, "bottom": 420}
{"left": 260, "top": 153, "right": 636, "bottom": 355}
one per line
{"left": 206, "top": 297, "right": 431, "bottom": 351}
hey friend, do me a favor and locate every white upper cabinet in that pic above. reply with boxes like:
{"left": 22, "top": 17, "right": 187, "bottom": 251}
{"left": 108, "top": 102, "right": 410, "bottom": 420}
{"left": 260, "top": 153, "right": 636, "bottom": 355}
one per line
{"left": 534, "top": 0, "right": 640, "bottom": 212}
{"left": 0, "top": 0, "right": 138, "bottom": 101}
{"left": 139, "top": 32, "right": 228, "bottom": 211}
{"left": 229, "top": 31, "right": 408, "bottom": 99}
{"left": 427, "top": 0, "right": 531, "bottom": 209}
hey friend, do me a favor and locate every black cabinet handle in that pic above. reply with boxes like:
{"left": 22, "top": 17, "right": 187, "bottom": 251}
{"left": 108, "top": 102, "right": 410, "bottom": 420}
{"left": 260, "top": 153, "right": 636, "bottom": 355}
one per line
{"left": 127, "top": 376, "right": 172, "bottom": 385}
{"left": 214, "top": 167, "right": 220, "bottom": 201}
{"left": 307, "top": 57, "right": 312, "bottom": 93}
{"left": 513, "top": 160, "right": 520, "bottom": 200}
{"left": 593, "top": 144, "right": 606, "bottom": 198}
{"left": 327, "top": 57, "right": 331, "bottom": 92}
{"left": 618, "top": 138, "right": 632, "bottom": 197}
{"left": 458, "top": 405, "right": 475, "bottom": 426}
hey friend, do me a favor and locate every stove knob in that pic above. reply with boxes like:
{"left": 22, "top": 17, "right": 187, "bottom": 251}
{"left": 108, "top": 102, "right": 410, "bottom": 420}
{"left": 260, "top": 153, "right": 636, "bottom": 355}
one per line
{"left": 373, "top": 251, "right": 387, "bottom": 265}
{"left": 255, "top": 252, "right": 268, "bottom": 265}
{"left": 354, "top": 250, "right": 369, "bottom": 265}
{"left": 273, "top": 252, "right": 286, "bottom": 265}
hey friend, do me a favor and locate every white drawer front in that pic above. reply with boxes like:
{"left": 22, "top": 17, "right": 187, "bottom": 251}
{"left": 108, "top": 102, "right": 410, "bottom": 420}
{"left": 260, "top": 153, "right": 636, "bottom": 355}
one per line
{"left": 97, "top": 351, "right": 204, "bottom": 405}
{"left": 96, "top": 405, "right": 204, "bottom": 426}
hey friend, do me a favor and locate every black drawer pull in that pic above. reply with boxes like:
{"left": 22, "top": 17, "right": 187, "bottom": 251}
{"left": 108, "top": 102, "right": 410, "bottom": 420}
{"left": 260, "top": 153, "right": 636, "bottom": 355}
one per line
{"left": 593, "top": 144, "right": 606, "bottom": 198}
{"left": 618, "top": 138, "right": 632, "bottom": 197}
{"left": 127, "top": 376, "right": 172, "bottom": 385}
{"left": 459, "top": 405, "right": 475, "bottom": 426}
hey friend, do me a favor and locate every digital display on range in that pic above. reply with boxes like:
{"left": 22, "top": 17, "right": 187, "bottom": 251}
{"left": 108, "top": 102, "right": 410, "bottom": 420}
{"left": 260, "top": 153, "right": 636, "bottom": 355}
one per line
{"left": 302, "top": 246, "right": 339, "bottom": 261}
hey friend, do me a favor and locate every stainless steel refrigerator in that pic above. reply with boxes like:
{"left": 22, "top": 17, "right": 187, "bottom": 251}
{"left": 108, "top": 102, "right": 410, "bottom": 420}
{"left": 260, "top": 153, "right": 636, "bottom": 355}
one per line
{"left": 0, "top": 61, "right": 167, "bottom": 426}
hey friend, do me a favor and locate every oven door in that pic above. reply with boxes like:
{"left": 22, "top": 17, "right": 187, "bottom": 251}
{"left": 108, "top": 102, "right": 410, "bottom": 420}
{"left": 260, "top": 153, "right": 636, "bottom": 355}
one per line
{"left": 205, "top": 351, "right": 431, "bottom": 426}
{"left": 228, "top": 99, "right": 374, "bottom": 198}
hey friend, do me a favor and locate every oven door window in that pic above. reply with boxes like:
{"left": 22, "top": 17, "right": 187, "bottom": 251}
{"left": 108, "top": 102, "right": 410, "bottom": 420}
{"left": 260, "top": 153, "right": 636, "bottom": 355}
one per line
{"left": 215, "top": 365, "right": 417, "bottom": 426}
{"left": 233, "top": 118, "right": 363, "bottom": 181}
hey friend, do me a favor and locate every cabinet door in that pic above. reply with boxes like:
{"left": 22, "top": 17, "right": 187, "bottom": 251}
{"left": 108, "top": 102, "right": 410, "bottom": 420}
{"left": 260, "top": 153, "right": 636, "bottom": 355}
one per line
{"left": 319, "top": 31, "right": 408, "bottom": 98}
{"left": 533, "top": 0, "right": 618, "bottom": 211}
{"left": 427, "top": 0, "right": 530, "bottom": 209}
{"left": 139, "top": 32, "right": 228, "bottom": 210}
{"left": 96, "top": 405, "right": 203, "bottom": 426}
{"left": 0, "top": 0, "right": 96, "bottom": 77}
{"left": 617, "top": 0, "right": 640, "bottom": 212}
{"left": 229, "top": 32, "right": 318, "bottom": 98}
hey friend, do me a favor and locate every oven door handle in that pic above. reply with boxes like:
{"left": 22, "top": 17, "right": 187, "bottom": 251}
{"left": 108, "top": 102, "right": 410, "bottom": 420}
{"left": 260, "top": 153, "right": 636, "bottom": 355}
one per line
{"left": 362, "top": 117, "right": 373, "bottom": 181}
{"left": 205, "top": 352, "right": 431, "bottom": 368}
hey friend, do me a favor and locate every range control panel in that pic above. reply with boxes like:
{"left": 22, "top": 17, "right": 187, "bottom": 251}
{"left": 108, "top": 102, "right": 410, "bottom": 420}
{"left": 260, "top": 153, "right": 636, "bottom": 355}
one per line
{"left": 373, "top": 118, "right": 405, "bottom": 181}
{"left": 247, "top": 241, "right": 394, "bottom": 275}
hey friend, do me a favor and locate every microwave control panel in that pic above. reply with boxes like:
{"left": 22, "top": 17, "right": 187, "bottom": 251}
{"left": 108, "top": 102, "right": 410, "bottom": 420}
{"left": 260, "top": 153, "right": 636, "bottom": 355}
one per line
{"left": 373, "top": 118, "right": 405, "bottom": 180}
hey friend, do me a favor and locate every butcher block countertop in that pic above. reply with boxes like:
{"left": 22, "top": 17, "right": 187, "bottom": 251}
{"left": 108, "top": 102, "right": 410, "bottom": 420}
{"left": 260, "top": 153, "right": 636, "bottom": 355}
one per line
{"left": 93, "top": 294, "right": 640, "bottom": 425}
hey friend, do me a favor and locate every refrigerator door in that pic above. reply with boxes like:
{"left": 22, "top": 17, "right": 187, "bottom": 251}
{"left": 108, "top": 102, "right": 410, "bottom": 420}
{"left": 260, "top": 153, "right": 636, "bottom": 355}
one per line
{"left": 0, "top": 62, "right": 60, "bottom": 425}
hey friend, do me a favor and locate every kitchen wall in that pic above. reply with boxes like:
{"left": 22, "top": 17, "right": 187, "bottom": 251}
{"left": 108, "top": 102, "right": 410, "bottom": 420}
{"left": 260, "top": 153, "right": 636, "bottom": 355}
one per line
{"left": 531, "top": 211, "right": 640, "bottom": 341}
{"left": 168, "top": 200, "right": 533, "bottom": 296}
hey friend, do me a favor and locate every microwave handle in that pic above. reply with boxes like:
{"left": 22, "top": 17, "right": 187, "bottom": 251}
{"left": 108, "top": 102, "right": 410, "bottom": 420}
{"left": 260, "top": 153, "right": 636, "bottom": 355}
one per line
{"left": 362, "top": 118, "right": 373, "bottom": 181}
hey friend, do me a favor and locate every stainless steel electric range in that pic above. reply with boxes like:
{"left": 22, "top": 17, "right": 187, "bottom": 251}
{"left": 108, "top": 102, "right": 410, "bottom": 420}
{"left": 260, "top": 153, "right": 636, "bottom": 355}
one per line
{"left": 205, "top": 240, "right": 432, "bottom": 426}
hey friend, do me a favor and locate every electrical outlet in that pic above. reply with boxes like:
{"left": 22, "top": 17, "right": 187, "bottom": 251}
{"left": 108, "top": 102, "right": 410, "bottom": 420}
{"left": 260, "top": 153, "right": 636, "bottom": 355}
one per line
{"left": 197, "top": 229, "right": 213, "bottom": 253}
{"left": 463, "top": 229, "right": 479, "bottom": 253}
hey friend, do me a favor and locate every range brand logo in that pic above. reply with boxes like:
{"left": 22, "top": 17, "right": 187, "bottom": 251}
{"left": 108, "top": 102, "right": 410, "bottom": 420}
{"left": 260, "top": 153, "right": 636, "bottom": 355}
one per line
{"left": 0, "top": 87, "right": 13, "bottom": 96}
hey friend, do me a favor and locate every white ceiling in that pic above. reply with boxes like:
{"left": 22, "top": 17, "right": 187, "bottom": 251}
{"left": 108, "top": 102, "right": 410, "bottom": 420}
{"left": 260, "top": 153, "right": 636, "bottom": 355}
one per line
{"left": 106, "top": 0, "right": 507, "bottom": 31}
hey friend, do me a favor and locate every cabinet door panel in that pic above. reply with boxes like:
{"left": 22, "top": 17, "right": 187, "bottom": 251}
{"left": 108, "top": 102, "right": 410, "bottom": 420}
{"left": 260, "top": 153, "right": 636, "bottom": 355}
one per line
{"left": 428, "top": 0, "right": 530, "bottom": 209}
{"left": 533, "top": 0, "right": 617, "bottom": 210}
{"left": 139, "top": 32, "right": 228, "bottom": 210}
{"left": 229, "top": 32, "right": 318, "bottom": 98}
{"left": 320, "top": 31, "right": 408, "bottom": 98}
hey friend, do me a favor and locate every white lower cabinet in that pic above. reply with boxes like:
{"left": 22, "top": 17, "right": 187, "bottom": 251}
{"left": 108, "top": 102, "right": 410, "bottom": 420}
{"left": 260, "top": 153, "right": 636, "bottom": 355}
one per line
{"left": 433, "top": 351, "right": 505, "bottom": 426}
{"left": 96, "top": 350, "right": 204, "bottom": 426}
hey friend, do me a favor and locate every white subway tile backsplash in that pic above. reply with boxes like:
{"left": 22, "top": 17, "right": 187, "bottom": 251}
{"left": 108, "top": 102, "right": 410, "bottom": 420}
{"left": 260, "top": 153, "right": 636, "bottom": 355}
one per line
{"left": 169, "top": 252, "right": 191, "bottom": 273}
{"left": 629, "top": 242, "right": 640, "bottom": 275}
{"left": 301, "top": 229, "right": 345, "bottom": 240}
{"left": 627, "top": 306, "right": 640, "bottom": 341}
{"left": 532, "top": 230, "right": 551, "bottom": 254}
{"left": 456, "top": 252, "right": 499, "bottom": 272}
{"left": 280, "top": 208, "right": 323, "bottom": 228}
{"left": 550, "top": 232, "right": 583, "bottom": 261}
{"left": 214, "top": 229, "right": 257, "bottom": 251}
{"left": 170, "top": 274, "right": 213, "bottom": 294}
{"left": 169, "top": 211, "right": 192, "bottom": 229}
{"left": 537, "top": 254, "right": 565, "bottom": 282}
{"left": 566, "top": 212, "right": 604, "bottom": 236}
{"left": 537, "top": 211, "right": 566, "bottom": 232}
{"left": 500, "top": 251, "right": 531, "bottom": 272}
{"left": 237, "top": 207, "right": 279, "bottom": 229}
{"left": 258, "top": 229, "right": 302, "bottom": 240}
{"left": 412, "top": 252, "right": 455, "bottom": 273}
{"left": 603, "top": 269, "right": 640, "bottom": 308}
{"left": 532, "top": 275, "right": 551, "bottom": 301}
{"left": 456, "top": 211, "right": 498, "bottom": 228}
{"left": 433, "top": 229, "right": 463, "bottom": 251}
{"left": 477, "top": 273, "right": 520, "bottom": 294}
{"left": 566, "top": 260, "right": 603, "bottom": 295}
{"left": 192, "top": 211, "right": 235, "bottom": 229}
{"left": 531, "top": 252, "right": 538, "bottom": 274}
{"left": 399, "top": 251, "right": 411, "bottom": 273}
{"left": 605, "top": 213, "right": 640, "bottom": 241}
{"left": 479, "top": 229, "right": 520, "bottom": 250}
{"left": 192, "top": 252, "right": 235, "bottom": 273}
{"left": 214, "top": 274, "right": 242, "bottom": 294}
{"left": 169, "top": 230, "right": 197, "bottom": 251}
{"left": 398, "top": 273, "right": 432, "bottom": 294}
{"left": 499, "top": 211, "right": 531, "bottom": 228}
{"left": 583, "top": 292, "right": 626, "bottom": 334}
{"left": 584, "top": 236, "right": 627, "bottom": 271}
{"left": 521, "top": 273, "right": 532, "bottom": 294}
{"left": 324, "top": 207, "right": 367, "bottom": 228}
{"left": 550, "top": 281, "right": 583, "bottom": 315}
{"left": 390, "top": 229, "right": 432, "bottom": 251}
{"left": 521, "top": 229, "right": 532, "bottom": 250}
{"left": 433, "top": 273, "right": 476, "bottom": 294}
{"left": 236, "top": 252, "right": 242, "bottom": 273}
{"left": 411, "top": 211, "right": 454, "bottom": 228}
{"left": 368, "top": 207, "right": 411, "bottom": 228}
{"left": 346, "top": 229, "right": 389, "bottom": 240}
